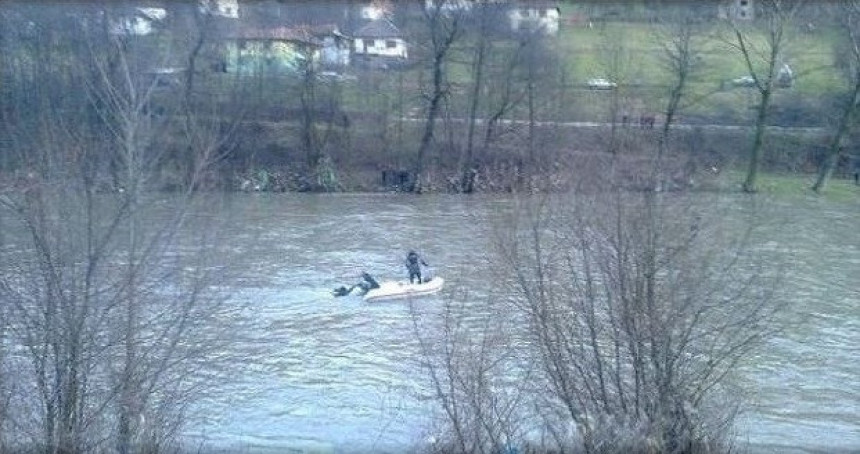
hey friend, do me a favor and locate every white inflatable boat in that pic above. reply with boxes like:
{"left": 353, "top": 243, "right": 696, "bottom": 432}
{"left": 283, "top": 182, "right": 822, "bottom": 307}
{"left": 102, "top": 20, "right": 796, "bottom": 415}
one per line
{"left": 363, "top": 277, "right": 445, "bottom": 302}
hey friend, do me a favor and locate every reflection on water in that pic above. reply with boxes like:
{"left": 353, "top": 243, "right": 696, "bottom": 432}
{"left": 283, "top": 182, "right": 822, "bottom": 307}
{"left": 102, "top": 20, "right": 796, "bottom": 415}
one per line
{"left": 185, "top": 193, "right": 859, "bottom": 453}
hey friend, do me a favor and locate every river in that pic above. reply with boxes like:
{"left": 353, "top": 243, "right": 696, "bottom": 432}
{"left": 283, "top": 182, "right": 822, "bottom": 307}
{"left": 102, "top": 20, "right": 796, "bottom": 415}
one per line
{"left": 184, "top": 193, "right": 859, "bottom": 454}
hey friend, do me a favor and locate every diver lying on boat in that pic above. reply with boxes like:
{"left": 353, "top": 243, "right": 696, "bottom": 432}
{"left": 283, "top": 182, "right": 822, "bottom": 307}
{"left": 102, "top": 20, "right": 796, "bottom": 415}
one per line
{"left": 333, "top": 272, "right": 380, "bottom": 297}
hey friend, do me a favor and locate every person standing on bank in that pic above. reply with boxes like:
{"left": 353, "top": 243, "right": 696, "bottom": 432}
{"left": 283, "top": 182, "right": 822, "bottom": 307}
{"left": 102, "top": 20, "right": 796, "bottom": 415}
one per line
{"left": 405, "top": 250, "right": 429, "bottom": 284}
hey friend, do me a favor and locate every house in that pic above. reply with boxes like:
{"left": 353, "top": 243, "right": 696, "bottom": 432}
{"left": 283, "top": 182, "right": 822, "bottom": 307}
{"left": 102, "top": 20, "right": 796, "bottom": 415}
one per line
{"left": 719, "top": 0, "right": 754, "bottom": 21}
{"left": 223, "top": 26, "right": 323, "bottom": 74}
{"left": 109, "top": 0, "right": 239, "bottom": 37}
{"left": 424, "top": 0, "right": 474, "bottom": 14}
{"left": 352, "top": 18, "right": 407, "bottom": 65}
{"left": 200, "top": 0, "right": 239, "bottom": 19}
{"left": 507, "top": 2, "right": 560, "bottom": 35}
{"left": 110, "top": 7, "right": 167, "bottom": 36}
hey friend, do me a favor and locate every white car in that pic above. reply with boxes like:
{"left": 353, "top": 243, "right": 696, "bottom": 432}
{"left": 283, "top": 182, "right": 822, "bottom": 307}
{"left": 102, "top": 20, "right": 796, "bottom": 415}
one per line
{"left": 587, "top": 78, "right": 617, "bottom": 90}
{"left": 732, "top": 75, "right": 756, "bottom": 87}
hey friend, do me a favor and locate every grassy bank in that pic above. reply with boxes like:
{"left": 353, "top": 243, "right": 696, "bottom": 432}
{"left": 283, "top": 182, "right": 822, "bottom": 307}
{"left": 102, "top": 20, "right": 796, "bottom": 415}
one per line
{"left": 713, "top": 169, "right": 860, "bottom": 202}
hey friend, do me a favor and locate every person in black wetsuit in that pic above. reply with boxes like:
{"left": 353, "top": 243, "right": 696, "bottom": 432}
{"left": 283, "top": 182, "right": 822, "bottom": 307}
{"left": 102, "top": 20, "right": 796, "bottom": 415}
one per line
{"left": 333, "top": 272, "right": 380, "bottom": 297}
{"left": 405, "top": 250, "right": 429, "bottom": 284}
{"left": 357, "top": 272, "right": 379, "bottom": 292}
{"left": 853, "top": 155, "right": 860, "bottom": 185}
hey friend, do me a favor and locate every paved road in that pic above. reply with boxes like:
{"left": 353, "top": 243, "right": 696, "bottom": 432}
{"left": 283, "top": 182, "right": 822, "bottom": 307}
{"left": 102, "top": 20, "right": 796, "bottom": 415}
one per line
{"left": 399, "top": 115, "right": 828, "bottom": 135}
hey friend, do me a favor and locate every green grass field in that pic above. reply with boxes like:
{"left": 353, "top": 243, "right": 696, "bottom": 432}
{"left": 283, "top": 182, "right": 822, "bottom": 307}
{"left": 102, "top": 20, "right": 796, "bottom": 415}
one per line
{"left": 550, "top": 18, "right": 843, "bottom": 122}
{"left": 204, "top": 13, "right": 847, "bottom": 129}
{"left": 714, "top": 169, "right": 860, "bottom": 201}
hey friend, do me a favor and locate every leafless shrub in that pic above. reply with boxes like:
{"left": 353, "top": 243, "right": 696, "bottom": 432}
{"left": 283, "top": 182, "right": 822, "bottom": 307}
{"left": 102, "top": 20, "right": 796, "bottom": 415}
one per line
{"left": 0, "top": 4, "right": 238, "bottom": 453}
{"left": 493, "top": 191, "right": 783, "bottom": 453}
{"left": 418, "top": 190, "right": 784, "bottom": 454}
{"left": 412, "top": 291, "right": 535, "bottom": 454}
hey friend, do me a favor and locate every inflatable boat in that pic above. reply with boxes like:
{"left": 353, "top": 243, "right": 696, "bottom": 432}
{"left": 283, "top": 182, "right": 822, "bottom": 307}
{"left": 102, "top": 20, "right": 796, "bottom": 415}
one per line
{"left": 363, "top": 277, "right": 445, "bottom": 302}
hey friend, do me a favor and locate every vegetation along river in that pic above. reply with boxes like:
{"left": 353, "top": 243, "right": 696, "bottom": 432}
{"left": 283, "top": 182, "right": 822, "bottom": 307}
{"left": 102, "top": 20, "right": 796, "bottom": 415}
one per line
{"left": 183, "top": 193, "right": 858, "bottom": 454}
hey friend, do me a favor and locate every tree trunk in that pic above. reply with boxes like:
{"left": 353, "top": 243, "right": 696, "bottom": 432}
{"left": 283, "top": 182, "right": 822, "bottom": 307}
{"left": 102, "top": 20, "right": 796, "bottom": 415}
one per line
{"left": 743, "top": 87, "right": 772, "bottom": 193}
{"left": 461, "top": 32, "right": 487, "bottom": 194}
{"left": 415, "top": 7, "right": 460, "bottom": 193}
{"left": 301, "top": 68, "right": 320, "bottom": 171}
{"left": 654, "top": 15, "right": 695, "bottom": 191}
{"left": 811, "top": 108, "right": 854, "bottom": 194}
{"left": 731, "top": 1, "right": 801, "bottom": 193}
{"left": 415, "top": 52, "right": 446, "bottom": 192}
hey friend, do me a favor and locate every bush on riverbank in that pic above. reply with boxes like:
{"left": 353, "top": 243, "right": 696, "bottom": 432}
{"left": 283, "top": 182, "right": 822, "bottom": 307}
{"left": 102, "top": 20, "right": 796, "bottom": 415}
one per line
{"left": 218, "top": 118, "right": 828, "bottom": 196}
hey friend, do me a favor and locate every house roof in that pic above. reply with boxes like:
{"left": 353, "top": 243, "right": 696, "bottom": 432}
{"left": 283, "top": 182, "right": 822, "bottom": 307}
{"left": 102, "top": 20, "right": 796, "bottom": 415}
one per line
{"left": 353, "top": 18, "right": 401, "bottom": 39}
{"left": 509, "top": 0, "right": 560, "bottom": 10}
{"left": 227, "top": 26, "right": 323, "bottom": 46}
{"left": 302, "top": 23, "right": 347, "bottom": 38}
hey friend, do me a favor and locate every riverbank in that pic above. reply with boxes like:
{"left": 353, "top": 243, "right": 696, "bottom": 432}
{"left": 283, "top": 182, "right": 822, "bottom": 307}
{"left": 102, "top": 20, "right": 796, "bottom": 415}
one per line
{"left": 220, "top": 113, "right": 849, "bottom": 197}
{"left": 227, "top": 161, "right": 860, "bottom": 203}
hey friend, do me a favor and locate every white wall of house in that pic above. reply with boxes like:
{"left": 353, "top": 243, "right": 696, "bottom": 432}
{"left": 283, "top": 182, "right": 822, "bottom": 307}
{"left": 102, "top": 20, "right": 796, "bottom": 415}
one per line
{"left": 111, "top": 16, "right": 153, "bottom": 35}
{"left": 508, "top": 6, "right": 560, "bottom": 34}
{"left": 321, "top": 36, "right": 351, "bottom": 66}
{"left": 354, "top": 38, "right": 407, "bottom": 59}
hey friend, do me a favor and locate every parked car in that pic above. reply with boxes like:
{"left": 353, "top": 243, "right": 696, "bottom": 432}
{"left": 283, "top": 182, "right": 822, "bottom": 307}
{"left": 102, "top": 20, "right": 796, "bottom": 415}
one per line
{"left": 587, "top": 78, "right": 617, "bottom": 90}
{"left": 776, "top": 64, "right": 794, "bottom": 88}
{"left": 731, "top": 75, "right": 756, "bottom": 87}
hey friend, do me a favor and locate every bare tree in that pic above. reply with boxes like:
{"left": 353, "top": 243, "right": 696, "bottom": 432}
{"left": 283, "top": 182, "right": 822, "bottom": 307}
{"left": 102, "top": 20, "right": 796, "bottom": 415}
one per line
{"left": 725, "top": 0, "right": 804, "bottom": 193}
{"left": 812, "top": 0, "right": 860, "bottom": 193}
{"left": 457, "top": 4, "right": 493, "bottom": 194}
{"left": 298, "top": 58, "right": 350, "bottom": 192}
{"left": 416, "top": 181, "right": 784, "bottom": 454}
{"left": 414, "top": 2, "right": 465, "bottom": 192}
{"left": 454, "top": 2, "right": 540, "bottom": 193}
{"left": 518, "top": 31, "right": 563, "bottom": 186}
{"left": 0, "top": 4, "right": 236, "bottom": 453}
{"left": 652, "top": 10, "right": 701, "bottom": 189}
{"left": 594, "top": 28, "right": 635, "bottom": 155}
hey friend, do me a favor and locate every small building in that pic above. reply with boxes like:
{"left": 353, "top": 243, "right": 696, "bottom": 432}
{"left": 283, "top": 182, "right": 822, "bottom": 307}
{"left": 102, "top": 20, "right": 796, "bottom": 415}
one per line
{"left": 507, "top": 2, "right": 560, "bottom": 35}
{"left": 719, "top": 0, "right": 754, "bottom": 21}
{"left": 110, "top": 7, "right": 166, "bottom": 36}
{"left": 352, "top": 18, "right": 408, "bottom": 65}
{"left": 296, "top": 24, "right": 353, "bottom": 68}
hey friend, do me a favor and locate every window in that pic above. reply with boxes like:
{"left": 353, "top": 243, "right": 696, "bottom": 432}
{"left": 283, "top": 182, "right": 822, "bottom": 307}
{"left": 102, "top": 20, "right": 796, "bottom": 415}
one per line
{"left": 386, "top": 40, "right": 397, "bottom": 49}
